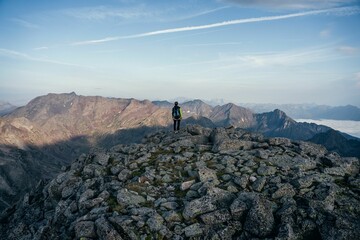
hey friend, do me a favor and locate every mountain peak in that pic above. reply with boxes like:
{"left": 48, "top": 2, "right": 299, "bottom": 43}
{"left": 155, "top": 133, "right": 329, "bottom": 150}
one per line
{"left": 272, "top": 108, "right": 287, "bottom": 118}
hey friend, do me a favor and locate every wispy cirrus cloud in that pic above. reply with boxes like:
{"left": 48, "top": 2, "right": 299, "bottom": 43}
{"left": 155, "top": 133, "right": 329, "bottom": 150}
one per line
{"left": 355, "top": 72, "right": 360, "bottom": 88}
{"left": 0, "top": 48, "right": 85, "bottom": 67}
{"left": 151, "top": 45, "right": 342, "bottom": 70}
{"left": 194, "top": 46, "right": 341, "bottom": 71}
{"left": 320, "top": 28, "right": 331, "bottom": 38}
{"left": 174, "top": 6, "right": 230, "bottom": 21}
{"left": 179, "top": 42, "right": 242, "bottom": 48}
{"left": 62, "top": 4, "right": 229, "bottom": 22}
{"left": 33, "top": 47, "right": 49, "bottom": 51}
{"left": 221, "top": 0, "right": 358, "bottom": 10}
{"left": 337, "top": 46, "right": 359, "bottom": 55}
{"left": 225, "top": 47, "right": 339, "bottom": 68}
{"left": 62, "top": 5, "right": 156, "bottom": 20}
{"left": 10, "top": 18, "right": 40, "bottom": 29}
{"left": 71, "top": 6, "right": 360, "bottom": 46}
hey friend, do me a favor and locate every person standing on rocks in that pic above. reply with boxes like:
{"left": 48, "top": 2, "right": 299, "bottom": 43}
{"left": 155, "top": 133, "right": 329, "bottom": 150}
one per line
{"left": 172, "top": 101, "right": 182, "bottom": 132}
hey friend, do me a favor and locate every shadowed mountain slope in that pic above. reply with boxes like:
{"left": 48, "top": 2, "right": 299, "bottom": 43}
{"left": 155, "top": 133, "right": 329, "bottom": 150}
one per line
{"left": 309, "top": 129, "right": 360, "bottom": 158}
{"left": 251, "top": 109, "right": 331, "bottom": 140}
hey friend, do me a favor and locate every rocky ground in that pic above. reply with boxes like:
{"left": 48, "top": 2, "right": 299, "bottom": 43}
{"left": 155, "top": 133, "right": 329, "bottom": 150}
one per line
{"left": 0, "top": 125, "right": 359, "bottom": 239}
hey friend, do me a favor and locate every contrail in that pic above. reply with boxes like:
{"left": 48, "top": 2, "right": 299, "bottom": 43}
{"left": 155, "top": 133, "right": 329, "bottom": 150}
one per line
{"left": 72, "top": 6, "right": 359, "bottom": 46}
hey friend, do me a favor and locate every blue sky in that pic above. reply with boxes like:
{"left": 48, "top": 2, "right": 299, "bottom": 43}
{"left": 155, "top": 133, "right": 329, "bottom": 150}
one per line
{"left": 0, "top": 0, "right": 359, "bottom": 106}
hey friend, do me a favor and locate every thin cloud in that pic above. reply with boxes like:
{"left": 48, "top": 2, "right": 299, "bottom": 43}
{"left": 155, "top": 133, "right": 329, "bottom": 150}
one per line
{"left": 149, "top": 46, "right": 340, "bottom": 71}
{"left": 62, "top": 5, "right": 155, "bottom": 20}
{"left": 230, "top": 47, "right": 339, "bottom": 67}
{"left": 72, "top": 6, "right": 360, "bottom": 46}
{"left": 0, "top": 48, "right": 86, "bottom": 68}
{"left": 10, "top": 18, "right": 40, "bottom": 29}
{"left": 179, "top": 42, "right": 243, "bottom": 47}
{"left": 221, "top": 0, "right": 357, "bottom": 10}
{"left": 174, "top": 6, "right": 230, "bottom": 21}
{"left": 320, "top": 29, "right": 331, "bottom": 38}
{"left": 33, "top": 47, "right": 49, "bottom": 51}
{"left": 337, "top": 46, "right": 359, "bottom": 55}
{"left": 356, "top": 72, "right": 360, "bottom": 80}
{"left": 64, "top": 4, "right": 229, "bottom": 22}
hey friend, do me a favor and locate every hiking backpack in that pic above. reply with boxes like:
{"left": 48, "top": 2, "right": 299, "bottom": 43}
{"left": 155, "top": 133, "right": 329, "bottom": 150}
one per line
{"left": 172, "top": 106, "right": 181, "bottom": 119}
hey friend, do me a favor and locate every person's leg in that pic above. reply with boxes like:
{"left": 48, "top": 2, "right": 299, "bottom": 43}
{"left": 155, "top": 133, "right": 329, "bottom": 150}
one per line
{"left": 177, "top": 120, "right": 180, "bottom": 131}
{"left": 173, "top": 120, "right": 176, "bottom": 131}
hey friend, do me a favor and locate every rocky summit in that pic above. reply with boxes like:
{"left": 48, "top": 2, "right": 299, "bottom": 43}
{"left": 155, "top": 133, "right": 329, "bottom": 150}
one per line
{"left": 0, "top": 125, "right": 359, "bottom": 240}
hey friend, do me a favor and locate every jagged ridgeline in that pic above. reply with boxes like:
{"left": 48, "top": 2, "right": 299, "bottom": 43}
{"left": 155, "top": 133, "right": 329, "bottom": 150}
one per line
{"left": 1, "top": 125, "right": 359, "bottom": 239}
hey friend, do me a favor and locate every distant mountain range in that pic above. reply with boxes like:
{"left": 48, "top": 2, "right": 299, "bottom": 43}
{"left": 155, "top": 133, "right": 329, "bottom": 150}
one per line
{"left": 0, "top": 92, "right": 359, "bottom": 213}
{"left": 0, "top": 101, "right": 17, "bottom": 116}
{"left": 4, "top": 99, "right": 360, "bottom": 121}
{"left": 243, "top": 103, "right": 360, "bottom": 121}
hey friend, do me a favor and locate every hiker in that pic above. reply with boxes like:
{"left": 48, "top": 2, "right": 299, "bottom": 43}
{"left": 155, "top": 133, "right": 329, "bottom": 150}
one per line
{"left": 172, "top": 101, "right": 182, "bottom": 132}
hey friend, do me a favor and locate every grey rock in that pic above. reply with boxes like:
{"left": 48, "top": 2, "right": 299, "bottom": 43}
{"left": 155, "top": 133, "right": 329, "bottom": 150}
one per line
{"left": 185, "top": 190, "right": 199, "bottom": 200}
{"left": 181, "top": 180, "right": 195, "bottom": 191}
{"left": 206, "top": 187, "right": 236, "bottom": 208}
{"left": 95, "top": 217, "right": 123, "bottom": 240}
{"left": 117, "top": 189, "right": 146, "bottom": 206}
{"left": 161, "top": 201, "right": 179, "bottom": 210}
{"left": 213, "top": 139, "right": 254, "bottom": 152}
{"left": 297, "top": 141, "right": 327, "bottom": 157}
{"left": 270, "top": 155, "right": 317, "bottom": 171}
{"left": 272, "top": 183, "right": 296, "bottom": 199}
{"left": 255, "top": 149, "right": 269, "bottom": 159}
{"left": 118, "top": 169, "right": 131, "bottom": 181}
{"left": 130, "top": 207, "right": 155, "bottom": 216}
{"left": 162, "top": 174, "right": 173, "bottom": 183}
{"left": 268, "top": 137, "right": 291, "bottom": 146}
{"left": 340, "top": 157, "right": 359, "bottom": 175}
{"left": 277, "top": 223, "right": 296, "bottom": 240}
{"left": 233, "top": 176, "right": 248, "bottom": 189}
{"left": 198, "top": 166, "right": 220, "bottom": 185}
{"left": 94, "top": 153, "right": 110, "bottom": 166}
{"left": 244, "top": 198, "right": 274, "bottom": 237}
{"left": 182, "top": 196, "right": 217, "bottom": 220}
{"left": 184, "top": 223, "right": 203, "bottom": 237}
{"left": 323, "top": 167, "right": 346, "bottom": 176}
{"left": 292, "top": 175, "right": 314, "bottom": 189}
{"left": 163, "top": 211, "right": 182, "bottom": 222}
{"left": 252, "top": 177, "right": 267, "bottom": 192}
{"left": 257, "top": 165, "right": 277, "bottom": 176}
{"left": 200, "top": 209, "right": 231, "bottom": 225}
{"left": 146, "top": 213, "right": 164, "bottom": 232}
{"left": 230, "top": 198, "right": 248, "bottom": 220}
{"left": 222, "top": 174, "right": 232, "bottom": 181}
{"left": 75, "top": 221, "right": 96, "bottom": 239}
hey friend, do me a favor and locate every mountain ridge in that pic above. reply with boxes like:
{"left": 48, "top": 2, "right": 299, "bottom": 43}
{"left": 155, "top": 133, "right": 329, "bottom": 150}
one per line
{"left": 0, "top": 92, "right": 358, "bottom": 213}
